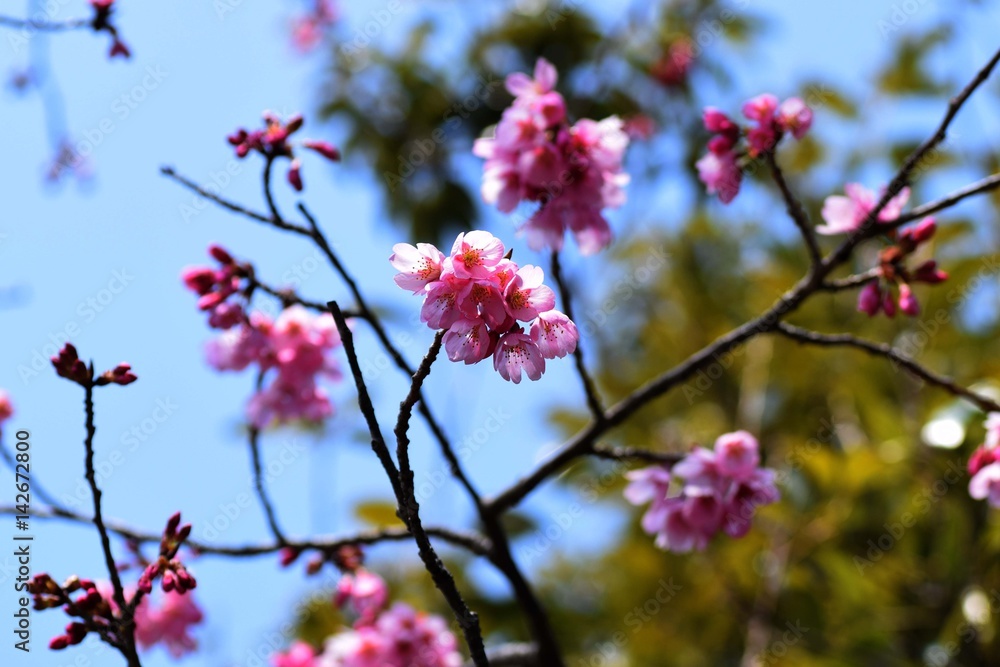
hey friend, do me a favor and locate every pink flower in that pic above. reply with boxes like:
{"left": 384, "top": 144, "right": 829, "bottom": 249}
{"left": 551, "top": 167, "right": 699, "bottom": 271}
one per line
{"left": 817, "top": 183, "right": 910, "bottom": 235}
{"left": 443, "top": 319, "right": 494, "bottom": 364}
{"left": 504, "top": 265, "right": 555, "bottom": 321}
{"left": 228, "top": 112, "right": 337, "bottom": 193}
{"left": 448, "top": 231, "right": 506, "bottom": 280}
{"left": 625, "top": 431, "right": 779, "bottom": 553}
{"left": 493, "top": 330, "right": 545, "bottom": 383}
{"left": 696, "top": 150, "right": 742, "bottom": 204}
{"left": 421, "top": 276, "right": 466, "bottom": 330}
{"left": 274, "top": 641, "right": 318, "bottom": 667}
{"left": 713, "top": 430, "right": 760, "bottom": 481}
{"left": 0, "top": 390, "right": 13, "bottom": 426}
{"left": 475, "top": 60, "right": 629, "bottom": 254}
{"left": 317, "top": 603, "right": 461, "bottom": 667}
{"left": 390, "top": 243, "right": 446, "bottom": 293}
{"left": 530, "top": 310, "right": 578, "bottom": 359}
{"left": 741, "top": 94, "right": 779, "bottom": 123}
{"left": 775, "top": 97, "right": 813, "bottom": 139}
{"left": 650, "top": 39, "right": 694, "bottom": 88}
{"left": 335, "top": 570, "right": 389, "bottom": 627}
{"left": 134, "top": 590, "right": 204, "bottom": 658}
{"left": 970, "top": 462, "right": 1000, "bottom": 508}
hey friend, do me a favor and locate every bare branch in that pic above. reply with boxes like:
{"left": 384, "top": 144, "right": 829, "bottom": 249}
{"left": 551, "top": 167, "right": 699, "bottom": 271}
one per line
{"left": 766, "top": 151, "right": 822, "bottom": 267}
{"left": 773, "top": 322, "right": 1000, "bottom": 413}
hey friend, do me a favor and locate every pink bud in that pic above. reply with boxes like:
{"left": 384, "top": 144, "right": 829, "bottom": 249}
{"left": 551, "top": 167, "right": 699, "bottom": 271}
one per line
{"left": 303, "top": 140, "right": 340, "bottom": 161}
{"left": 969, "top": 446, "right": 998, "bottom": 476}
{"left": 702, "top": 107, "right": 735, "bottom": 134}
{"left": 285, "top": 114, "right": 305, "bottom": 135}
{"left": 287, "top": 160, "right": 303, "bottom": 191}
{"left": 181, "top": 267, "right": 217, "bottom": 295}
{"left": 857, "top": 282, "right": 882, "bottom": 316}
{"left": 227, "top": 129, "right": 248, "bottom": 146}
{"left": 741, "top": 93, "right": 778, "bottom": 122}
{"left": 165, "top": 511, "right": 182, "bottom": 537}
{"left": 913, "top": 260, "right": 948, "bottom": 284}
{"left": 279, "top": 547, "right": 302, "bottom": 568}
{"left": 707, "top": 134, "right": 736, "bottom": 155}
{"left": 898, "top": 284, "right": 920, "bottom": 316}
{"left": 208, "top": 245, "right": 234, "bottom": 265}
{"left": 162, "top": 570, "right": 177, "bottom": 592}
{"left": 910, "top": 216, "right": 936, "bottom": 244}
{"left": 882, "top": 292, "right": 897, "bottom": 318}
{"left": 50, "top": 636, "right": 70, "bottom": 650}
{"left": 109, "top": 39, "right": 130, "bottom": 59}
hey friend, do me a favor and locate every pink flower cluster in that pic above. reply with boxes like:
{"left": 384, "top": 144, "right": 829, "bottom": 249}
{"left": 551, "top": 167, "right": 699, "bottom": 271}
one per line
{"left": 228, "top": 112, "right": 340, "bottom": 191}
{"left": 968, "top": 414, "right": 1000, "bottom": 507}
{"left": 390, "top": 231, "right": 579, "bottom": 383}
{"left": 89, "top": 0, "right": 130, "bottom": 59}
{"left": 137, "top": 513, "right": 198, "bottom": 596}
{"left": 624, "top": 431, "right": 780, "bottom": 552}
{"left": 473, "top": 59, "right": 630, "bottom": 255}
{"left": 856, "top": 217, "right": 948, "bottom": 318}
{"left": 182, "top": 246, "right": 343, "bottom": 427}
{"left": 817, "top": 182, "right": 910, "bottom": 236}
{"left": 291, "top": 0, "right": 338, "bottom": 52}
{"left": 696, "top": 94, "right": 813, "bottom": 204}
{"left": 271, "top": 569, "right": 461, "bottom": 667}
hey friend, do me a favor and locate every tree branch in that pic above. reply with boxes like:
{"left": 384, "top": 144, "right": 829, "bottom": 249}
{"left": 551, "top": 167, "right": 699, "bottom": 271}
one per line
{"left": 773, "top": 322, "right": 1000, "bottom": 413}
{"left": 550, "top": 251, "right": 605, "bottom": 420}
{"left": 766, "top": 151, "right": 822, "bottom": 267}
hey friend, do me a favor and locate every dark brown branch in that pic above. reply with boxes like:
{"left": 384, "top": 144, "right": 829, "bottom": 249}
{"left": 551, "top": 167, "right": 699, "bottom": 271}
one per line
{"left": 550, "top": 251, "right": 605, "bottom": 419}
{"left": 160, "top": 166, "right": 310, "bottom": 235}
{"left": 247, "top": 421, "right": 288, "bottom": 546}
{"left": 0, "top": 504, "right": 492, "bottom": 557}
{"left": 819, "top": 269, "right": 881, "bottom": 292}
{"left": 331, "top": 301, "right": 490, "bottom": 666}
{"left": 888, "top": 172, "right": 1000, "bottom": 228}
{"left": 82, "top": 381, "right": 142, "bottom": 667}
{"left": 773, "top": 322, "right": 1000, "bottom": 413}
{"left": 766, "top": 152, "right": 821, "bottom": 267}
{"left": 262, "top": 155, "right": 285, "bottom": 224}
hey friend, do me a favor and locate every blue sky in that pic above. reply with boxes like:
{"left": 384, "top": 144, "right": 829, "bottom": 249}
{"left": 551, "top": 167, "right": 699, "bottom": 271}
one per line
{"left": 1, "top": 1, "right": 999, "bottom": 666}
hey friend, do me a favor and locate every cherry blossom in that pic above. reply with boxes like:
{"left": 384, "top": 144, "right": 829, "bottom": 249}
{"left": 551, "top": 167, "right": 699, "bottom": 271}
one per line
{"left": 274, "top": 641, "right": 319, "bottom": 667}
{"left": 624, "top": 431, "right": 779, "bottom": 552}
{"left": 391, "top": 231, "right": 578, "bottom": 382}
{"left": 134, "top": 589, "right": 204, "bottom": 658}
{"left": 696, "top": 94, "right": 813, "bottom": 204}
{"left": 816, "top": 183, "right": 910, "bottom": 235}
{"left": 335, "top": 569, "right": 389, "bottom": 627}
{"left": 474, "top": 58, "right": 630, "bottom": 255}
{"left": 969, "top": 414, "right": 1000, "bottom": 508}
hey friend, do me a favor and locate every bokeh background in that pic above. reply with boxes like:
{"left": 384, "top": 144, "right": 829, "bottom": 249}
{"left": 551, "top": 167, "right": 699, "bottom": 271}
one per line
{"left": 3, "top": 0, "right": 1000, "bottom": 665}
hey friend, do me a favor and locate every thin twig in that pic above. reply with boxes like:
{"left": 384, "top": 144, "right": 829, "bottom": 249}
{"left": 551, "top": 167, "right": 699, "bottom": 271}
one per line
{"left": 262, "top": 155, "right": 284, "bottom": 224}
{"left": 591, "top": 444, "right": 684, "bottom": 465}
{"left": 160, "top": 166, "right": 310, "bottom": 234}
{"left": 82, "top": 380, "right": 142, "bottom": 667}
{"left": 889, "top": 172, "right": 1000, "bottom": 227}
{"left": 331, "top": 302, "right": 490, "bottom": 666}
{"left": 766, "top": 152, "right": 822, "bottom": 267}
{"left": 0, "top": 504, "right": 492, "bottom": 557}
{"left": 819, "top": 269, "right": 881, "bottom": 292}
{"left": 773, "top": 322, "right": 1000, "bottom": 413}
{"left": 247, "top": 420, "right": 288, "bottom": 545}
{"left": 550, "top": 251, "right": 605, "bottom": 419}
